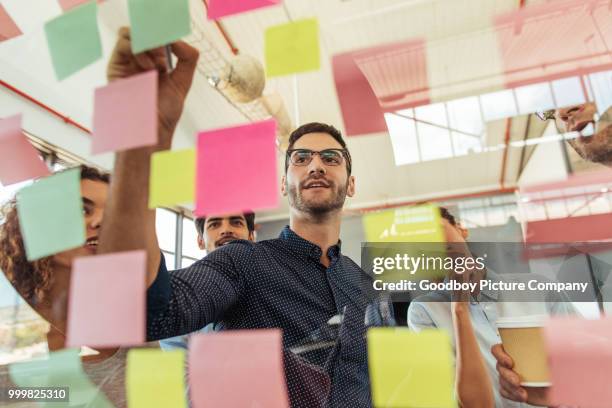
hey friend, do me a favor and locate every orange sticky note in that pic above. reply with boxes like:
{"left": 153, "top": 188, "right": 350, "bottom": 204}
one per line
{"left": 188, "top": 329, "right": 289, "bottom": 408}
{"left": 66, "top": 250, "right": 146, "bottom": 348}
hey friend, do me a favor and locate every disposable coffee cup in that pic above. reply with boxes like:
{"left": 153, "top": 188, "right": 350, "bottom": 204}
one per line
{"left": 496, "top": 315, "right": 551, "bottom": 387}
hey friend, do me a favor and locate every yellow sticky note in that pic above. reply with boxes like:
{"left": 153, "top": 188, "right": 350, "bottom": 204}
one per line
{"left": 126, "top": 349, "right": 187, "bottom": 408}
{"left": 264, "top": 18, "right": 320, "bottom": 77}
{"left": 362, "top": 204, "right": 446, "bottom": 281}
{"left": 363, "top": 203, "right": 444, "bottom": 243}
{"left": 367, "top": 328, "right": 456, "bottom": 408}
{"left": 149, "top": 148, "right": 195, "bottom": 208}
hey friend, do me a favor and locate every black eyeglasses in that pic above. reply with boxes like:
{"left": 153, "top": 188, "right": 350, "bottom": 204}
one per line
{"left": 286, "top": 148, "right": 351, "bottom": 171}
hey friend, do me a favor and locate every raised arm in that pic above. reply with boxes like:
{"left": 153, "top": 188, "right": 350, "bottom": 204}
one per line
{"left": 452, "top": 302, "right": 494, "bottom": 408}
{"left": 98, "top": 27, "right": 199, "bottom": 286}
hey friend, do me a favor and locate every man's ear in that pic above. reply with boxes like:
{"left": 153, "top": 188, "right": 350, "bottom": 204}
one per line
{"left": 281, "top": 175, "right": 288, "bottom": 196}
{"left": 248, "top": 231, "right": 255, "bottom": 242}
{"left": 197, "top": 235, "right": 205, "bottom": 250}
{"left": 346, "top": 175, "right": 356, "bottom": 198}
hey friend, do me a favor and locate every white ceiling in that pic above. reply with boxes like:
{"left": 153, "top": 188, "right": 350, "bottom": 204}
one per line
{"left": 1, "top": 0, "right": 588, "bottom": 221}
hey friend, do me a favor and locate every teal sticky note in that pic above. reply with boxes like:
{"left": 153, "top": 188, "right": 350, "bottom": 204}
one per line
{"left": 16, "top": 169, "right": 85, "bottom": 261}
{"left": 9, "top": 348, "right": 113, "bottom": 408}
{"left": 128, "top": 0, "right": 191, "bottom": 53}
{"left": 44, "top": 1, "right": 102, "bottom": 81}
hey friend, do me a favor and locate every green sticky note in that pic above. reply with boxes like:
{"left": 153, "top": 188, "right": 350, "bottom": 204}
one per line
{"left": 44, "top": 1, "right": 102, "bottom": 81}
{"left": 9, "top": 348, "right": 113, "bottom": 407}
{"left": 264, "top": 18, "right": 320, "bottom": 77}
{"left": 16, "top": 168, "right": 85, "bottom": 261}
{"left": 126, "top": 349, "right": 187, "bottom": 408}
{"left": 128, "top": 0, "right": 191, "bottom": 53}
{"left": 149, "top": 148, "right": 195, "bottom": 208}
{"left": 367, "top": 328, "right": 456, "bottom": 408}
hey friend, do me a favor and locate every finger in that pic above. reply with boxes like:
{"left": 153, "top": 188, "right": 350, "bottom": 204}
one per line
{"left": 169, "top": 41, "right": 199, "bottom": 93}
{"left": 499, "top": 384, "right": 528, "bottom": 403}
{"left": 491, "top": 343, "right": 514, "bottom": 368}
{"left": 133, "top": 53, "right": 157, "bottom": 71}
{"left": 497, "top": 363, "right": 521, "bottom": 387}
{"left": 145, "top": 48, "right": 168, "bottom": 73}
{"left": 499, "top": 375, "right": 528, "bottom": 402}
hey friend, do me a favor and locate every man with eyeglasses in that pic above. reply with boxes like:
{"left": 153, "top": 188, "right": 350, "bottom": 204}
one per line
{"left": 99, "top": 28, "right": 392, "bottom": 408}
{"left": 537, "top": 102, "right": 612, "bottom": 167}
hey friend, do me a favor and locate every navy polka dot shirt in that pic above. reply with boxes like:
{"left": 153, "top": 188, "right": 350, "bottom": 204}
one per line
{"left": 146, "top": 225, "right": 394, "bottom": 407}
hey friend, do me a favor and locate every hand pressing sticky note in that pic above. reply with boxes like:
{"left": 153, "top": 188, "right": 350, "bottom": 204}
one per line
{"left": 127, "top": 349, "right": 187, "bottom": 408}
{"left": 92, "top": 70, "right": 157, "bottom": 154}
{"left": 188, "top": 329, "right": 289, "bottom": 408}
{"left": 545, "top": 317, "right": 612, "bottom": 408}
{"left": 44, "top": 1, "right": 102, "bottom": 80}
{"left": 127, "top": 0, "right": 191, "bottom": 53}
{"left": 367, "top": 328, "right": 455, "bottom": 408}
{"left": 265, "top": 18, "right": 319, "bottom": 77}
{"left": 9, "top": 348, "right": 114, "bottom": 407}
{"left": 16, "top": 168, "right": 85, "bottom": 261}
{"left": 207, "top": 0, "right": 281, "bottom": 20}
{"left": 149, "top": 148, "right": 195, "bottom": 208}
{"left": 195, "top": 119, "right": 278, "bottom": 216}
{"left": 0, "top": 114, "right": 49, "bottom": 185}
{"left": 66, "top": 250, "right": 146, "bottom": 348}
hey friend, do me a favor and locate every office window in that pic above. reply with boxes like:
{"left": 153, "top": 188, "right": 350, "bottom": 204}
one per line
{"left": 181, "top": 217, "right": 206, "bottom": 267}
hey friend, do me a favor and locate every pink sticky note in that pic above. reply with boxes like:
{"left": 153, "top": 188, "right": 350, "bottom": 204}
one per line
{"left": 66, "top": 250, "right": 146, "bottom": 348}
{"left": 494, "top": 0, "right": 612, "bottom": 88}
{"left": 58, "top": 0, "right": 103, "bottom": 11}
{"left": 0, "top": 115, "right": 50, "bottom": 185}
{"left": 519, "top": 170, "right": 612, "bottom": 256}
{"left": 195, "top": 119, "right": 278, "bottom": 216}
{"left": 188, "top": 329, "right": 289, "bottom": 408}
{"left": 207, "top": 0, "right": 280, "bottom": 20}
{"left": 331, "top": 52, "right": 388, "bottom": 136}
{"left": 353, "top": 38, "right": 430, "bottom": 111}
{"left": 544, "top": 317, "right": 612, "bottom": 408}
{"left": 92, "top": 70, "right": 157, "bottom": 154}
{"left": 0, "top": 4, "right": 22, "bottom": 41}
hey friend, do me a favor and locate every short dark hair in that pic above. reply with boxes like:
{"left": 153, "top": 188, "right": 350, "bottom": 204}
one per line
{"left": 80, "top": 165, "right": 110, "bottom": 184}
{"left": 439, "top": 206, "right": 457, "bottom": 226}
{"left": 194, "top": 212, "right": 255, "bottom": 236}
{"left": 284, "top": 122, "right": 352, "bottom": 175}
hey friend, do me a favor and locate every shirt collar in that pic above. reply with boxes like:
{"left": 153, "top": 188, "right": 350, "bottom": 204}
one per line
{"left": 279, "top": 225, "right": 342, "bottom": 262}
